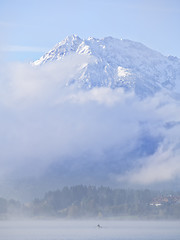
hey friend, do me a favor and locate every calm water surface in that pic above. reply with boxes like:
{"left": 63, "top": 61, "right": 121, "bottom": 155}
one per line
{"left": 0, "top": 220, "right": 179, "bottom": 240}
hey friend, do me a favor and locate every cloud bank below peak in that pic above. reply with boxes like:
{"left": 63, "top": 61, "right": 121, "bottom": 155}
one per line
{"left": 0, "top": 53, "right": 180, "bottom": 198}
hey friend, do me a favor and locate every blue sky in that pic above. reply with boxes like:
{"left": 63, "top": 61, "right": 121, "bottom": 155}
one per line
{"left": 0, "top": 0, "right": 180, "bottom": 62}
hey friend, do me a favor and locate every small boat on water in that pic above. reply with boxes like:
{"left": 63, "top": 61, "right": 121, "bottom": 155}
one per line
{"left": 97, "top": 224, "right": 102, "bottom": 228}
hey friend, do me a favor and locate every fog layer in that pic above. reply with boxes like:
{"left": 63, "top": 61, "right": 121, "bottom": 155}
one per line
{"left": 0, "top": 55, "right": 180, "bottom": 197}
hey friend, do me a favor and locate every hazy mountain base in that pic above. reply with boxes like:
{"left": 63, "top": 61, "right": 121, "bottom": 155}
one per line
{"left": 1, "top": 36, "right": 180, "bottom": 199}
{"left": 0, "top": 186, "right": 180, "bottom": 220}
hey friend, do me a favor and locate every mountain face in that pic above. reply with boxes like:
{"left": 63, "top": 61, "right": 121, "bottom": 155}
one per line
{"left": 2, "top": 36, "right": 180, "bottom": 199}
{"left": 33, "top": 35, "right": 180, "bottom": 97}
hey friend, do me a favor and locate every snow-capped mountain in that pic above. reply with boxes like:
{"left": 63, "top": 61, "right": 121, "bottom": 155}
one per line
{"left": 33, "top": 35, "right": 180, "bottom": 96}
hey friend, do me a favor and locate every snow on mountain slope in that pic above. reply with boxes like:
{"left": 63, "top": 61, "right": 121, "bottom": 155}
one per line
{"left": 33, "top": 35, "right": 180, "bottom": 97}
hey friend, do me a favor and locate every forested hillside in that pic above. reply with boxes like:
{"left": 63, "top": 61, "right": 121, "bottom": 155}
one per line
{"left": 1, "top": 186, "right": 180, "bottom": 219}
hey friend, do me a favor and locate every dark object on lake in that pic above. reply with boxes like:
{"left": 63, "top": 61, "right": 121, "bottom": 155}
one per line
{"left": 97, "top": 224, "right": 102, "bottom": 228}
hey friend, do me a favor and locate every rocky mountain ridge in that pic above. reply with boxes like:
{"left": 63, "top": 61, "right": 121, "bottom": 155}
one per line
{"left": 33, "top": 35, "right": 180, "bottom": 97}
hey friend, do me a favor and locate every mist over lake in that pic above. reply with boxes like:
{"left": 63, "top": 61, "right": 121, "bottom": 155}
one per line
{"left": 1, "top": 220, "right": 180, "bottom": 240}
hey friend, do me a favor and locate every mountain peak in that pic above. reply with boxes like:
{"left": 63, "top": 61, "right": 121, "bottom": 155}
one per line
{"left": 33, "top": 36, "right": 180, "bottom": 97}
{"left": 64, "top": 34, "right": 81, "bottom": 42}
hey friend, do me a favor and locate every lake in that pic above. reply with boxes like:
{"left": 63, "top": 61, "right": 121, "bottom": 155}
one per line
{"left": 0, "top": 220, "right": 179, "bottom": 240}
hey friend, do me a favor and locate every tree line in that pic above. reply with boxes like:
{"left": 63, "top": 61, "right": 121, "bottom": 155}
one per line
{"left": 0, "top": 185, "right": 180, "bottom": 219}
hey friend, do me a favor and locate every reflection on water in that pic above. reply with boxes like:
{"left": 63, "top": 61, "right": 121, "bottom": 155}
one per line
{"left": 0, "top": 220, "right": 180, "bottom": 240}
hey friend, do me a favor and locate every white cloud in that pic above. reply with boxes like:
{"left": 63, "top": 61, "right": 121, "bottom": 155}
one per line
{"left": 64, "top": 87, "right": 135, "bottom": 106}
{"left": 0, "top": 45, "right": 48, "bottom": 53}
{"left": 0, "top": 56, "right": 180, "bottom": 196}
{"left": 0, "top": 21, "right": 17, "bottom": 27}
{"left": 119, "top": 141, "right": 180, "bottom": 185}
